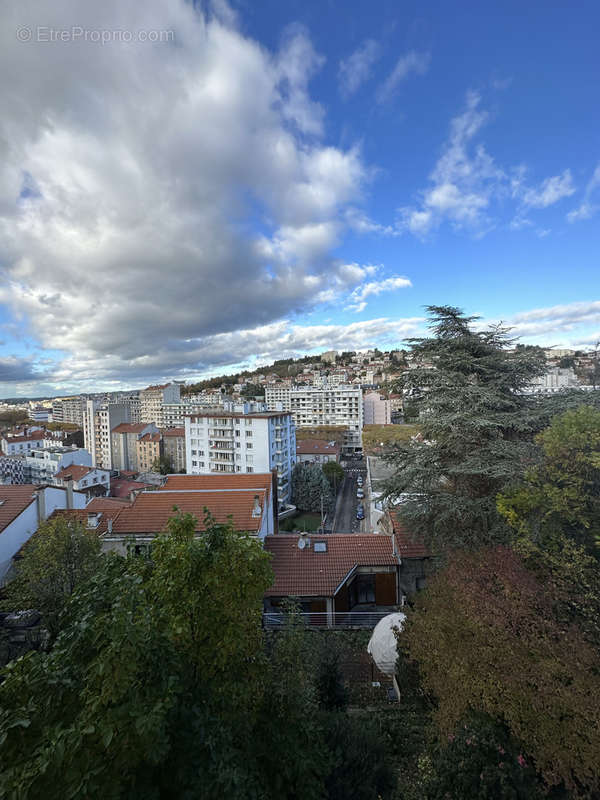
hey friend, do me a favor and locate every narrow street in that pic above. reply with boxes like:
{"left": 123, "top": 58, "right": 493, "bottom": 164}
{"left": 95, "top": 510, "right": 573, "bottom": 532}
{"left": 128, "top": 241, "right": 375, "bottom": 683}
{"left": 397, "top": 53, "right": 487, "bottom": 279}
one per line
{"left": 332, "top": 459, "right": 367, "bottom": 533}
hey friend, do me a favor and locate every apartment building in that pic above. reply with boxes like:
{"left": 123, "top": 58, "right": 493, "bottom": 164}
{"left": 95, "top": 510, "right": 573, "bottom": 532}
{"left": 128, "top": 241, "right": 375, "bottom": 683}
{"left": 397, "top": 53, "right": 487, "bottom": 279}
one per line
{"left": 24, "top": 446, "right": 92, "bottom": 485}
{"left": 185, "top": 411, "right": 295, "bottom": 507}
{"left": 136, "top": 432, "right": 162, "bottom": 473}
{"left": 53, "top": 464, "right": 110, "bottom": 498}
{"left": 162, "top": 400, "right": 220, "bottom": 429}
{"left": 0, "top": 456, "right": 26, "bottom": 485}
{"left": 1, "top": 431, "right": 47, "bottom": 457}
{"left": 139, "top": 383, "right": 181, "bottom": 427}
{"left": 83, "top": 401, "right": 131, "bottom": 470}
{"left": 265, "top": 385, "right": 363, "bottom": 432}
{"left": 162, "top": 427, "right": 186, "bottom": 472}
{"left": 51, "top": 396, "right": 84, "bottom": 426}
{"left": 111, "top": 423, "right": 159, "bottom": 472}
{"left": 363, "top": 391, "right": 391, "bottom": 425}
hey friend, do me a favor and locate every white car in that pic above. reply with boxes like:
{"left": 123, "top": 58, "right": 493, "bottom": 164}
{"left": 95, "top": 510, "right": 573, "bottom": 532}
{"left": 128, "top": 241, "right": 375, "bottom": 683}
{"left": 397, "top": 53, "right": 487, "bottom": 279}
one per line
{"left": 357, "top": 476, "right": 363, "bottom": 486}
{"left": 356, "top": 488, "right": 364, "bottom": 499}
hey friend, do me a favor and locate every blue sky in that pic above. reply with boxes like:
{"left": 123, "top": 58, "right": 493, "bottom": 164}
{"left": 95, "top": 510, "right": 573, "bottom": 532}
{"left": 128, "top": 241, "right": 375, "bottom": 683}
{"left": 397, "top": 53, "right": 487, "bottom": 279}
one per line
{"left": 0, "top": 0, "right": 598, "bottom": 396}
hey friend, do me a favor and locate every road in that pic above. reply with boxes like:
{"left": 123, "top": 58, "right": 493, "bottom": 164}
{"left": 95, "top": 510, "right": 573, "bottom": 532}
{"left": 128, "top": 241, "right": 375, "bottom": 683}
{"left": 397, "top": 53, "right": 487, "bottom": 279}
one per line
{"left": 332, "top": 460, "right": 368, "bottom": 533}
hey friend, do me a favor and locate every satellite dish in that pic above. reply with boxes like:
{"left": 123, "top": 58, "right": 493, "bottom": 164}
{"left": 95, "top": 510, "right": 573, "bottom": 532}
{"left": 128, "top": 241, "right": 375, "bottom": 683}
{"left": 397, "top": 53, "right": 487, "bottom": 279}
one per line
{"left": 298, "top": 537, "right": 306, "bottom": 550}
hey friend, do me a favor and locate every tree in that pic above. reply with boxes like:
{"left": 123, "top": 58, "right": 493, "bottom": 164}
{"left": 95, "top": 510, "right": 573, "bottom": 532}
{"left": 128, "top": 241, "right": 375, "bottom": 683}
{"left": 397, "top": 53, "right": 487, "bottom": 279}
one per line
{"left": 0, "top": 511, "right": 278, "bottom": 799}
{"left": 291, "top": 462, "right": 334, "bottom": 514}
{"left": 403, "top": 546, "right": 600, "bottom": 795}
{"left": 151, "top": 453, "right": 173, "bottom": 475}
{"left": 498, "top": 405, "right": 600, "bottom": 555}
{"left": 383, "top": 306, "right": 547, "bottom": 550}
{"left": 322, "top": 460, "right": 344, "bottom": 493}
{"left": 240, "top": 383, "right": 265, "bottom": 398}
{"left": 425, "top": 712, "right": 544, "bottom": 800}
{"left": 1, "top": 516, "right": 102, "bottom": 640}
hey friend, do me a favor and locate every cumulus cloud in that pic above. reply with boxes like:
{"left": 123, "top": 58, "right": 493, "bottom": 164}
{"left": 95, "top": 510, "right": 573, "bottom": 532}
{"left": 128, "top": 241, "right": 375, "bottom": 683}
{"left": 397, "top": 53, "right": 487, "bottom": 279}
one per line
{"left": 376, "top": 50, "right": 430, "bottom": 104}
{"left": 488, "top": 300, "right": 600, "bottom": 342}
{"left": 567, "top": 163, "right": 600, "bottom": 223}
{"left": 398, "top": 91, "right": 503, "bottom": 236}
{"left": 346, "top": 275, "right": 412, "bottom": 313}
{"left": 0, "top": 1, "right": 375, "bottom": 391}
{"left": 0, "top": 356, "right": 49, "bottom": 385}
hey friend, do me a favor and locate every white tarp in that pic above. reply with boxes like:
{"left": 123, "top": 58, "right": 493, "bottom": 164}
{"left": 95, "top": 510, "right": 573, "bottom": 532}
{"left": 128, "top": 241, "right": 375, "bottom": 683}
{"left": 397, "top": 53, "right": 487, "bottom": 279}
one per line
{"left": 367, "top": 612, "right": 406, "bottom": 675}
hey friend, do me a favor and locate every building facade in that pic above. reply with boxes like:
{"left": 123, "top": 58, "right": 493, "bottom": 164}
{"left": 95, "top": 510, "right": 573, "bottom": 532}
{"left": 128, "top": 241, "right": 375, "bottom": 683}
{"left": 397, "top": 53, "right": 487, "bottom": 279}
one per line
{"left": 139, "top": 383, "right": 181, "bottom": 427}
{"left": 111, "top": 423, "right": 159, "bottom": 473}
{"left": 265, "top": 385, "right": 363, "bottom": 432}
{"left": 136, "top": 432, "right": 163, "bottom": 473}
{"left": 162, "top": 427, "right": 186, "bottom": 472}
{"left": 363, "top": 392, "right": 391, "bottom": 425}
{"left": 185, "top": 411, "right": 295, "bottom": 507}
{"left": 84, "top": 401, "right": 132, "bottom": 470}
{"left": 24, "top": 446, "right": 92, "bottom": 485}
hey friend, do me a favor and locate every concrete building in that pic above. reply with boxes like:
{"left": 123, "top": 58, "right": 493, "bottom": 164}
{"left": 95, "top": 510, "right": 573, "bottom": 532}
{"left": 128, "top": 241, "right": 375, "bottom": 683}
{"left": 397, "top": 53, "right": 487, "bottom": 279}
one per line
{"left": 111, "top": 423, "right": 159, "bottom": 473}
{"left": 320, "top": 350, "right": 338, "bottom": 365}
{"left": 53, "top": 464, "right": 110, "bottom": 498}
{"left": 83, "top": 401, "right": 132, "bottom": 470}
{"left": 136, "top": 432, "right": 162, "bottom": 473}
{"left": 162, "top": 427, "right": 186, "bottom": 472}
{"left": 1, "top": 431, "right": 47, "bottom": 457}
{"left": 24, "top": 446, "right": 92, "bottom": 485}
{"left": 265, "top": 385, "right": 363, "bottom": 433}
{"left": 139, "top": 383, "right": 181, "bottom": 427}
{"left": 0, "top": 484, "right": 86, "bottom": 583}
{"left": 0, "top": 456, "right": 26, "bottom": 485}
{"left": 162, "top": 400, "right": 220, "bottom": 429}
{"left": 529, "top": 367, "right": 579, "bottom": 392}
{"left": 51, "top": 396, "right": 84, "bottom": 426}
{"left": 185, "top": 410, "right": 295, "bottom": 507}
{"left": 296, "top": 439, "right": 341, "bottom": 464}
{"left": 363, "top": 392, "right": 391, "bottom": 425}
{"left": 29, "top": 407, "right": 51, "bottom": 423}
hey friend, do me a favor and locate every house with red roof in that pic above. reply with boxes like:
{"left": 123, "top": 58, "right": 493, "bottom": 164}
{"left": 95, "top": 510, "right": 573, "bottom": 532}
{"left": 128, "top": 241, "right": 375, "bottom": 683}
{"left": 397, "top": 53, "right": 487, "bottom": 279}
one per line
{"left": 296, "top": 439, "right": 340, "bottom": 464}
{"left": 53, "top": 464, "right": 110, "bottom": 498}
{"left": 378, "top": 509, "right": 431, "bottom": 596}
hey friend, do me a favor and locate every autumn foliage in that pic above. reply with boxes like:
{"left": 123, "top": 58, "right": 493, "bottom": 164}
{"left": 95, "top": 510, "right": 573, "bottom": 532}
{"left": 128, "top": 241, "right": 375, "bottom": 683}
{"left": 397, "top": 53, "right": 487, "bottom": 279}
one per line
{"left": 403, "top": 546, "right": 600, "bottom": 795}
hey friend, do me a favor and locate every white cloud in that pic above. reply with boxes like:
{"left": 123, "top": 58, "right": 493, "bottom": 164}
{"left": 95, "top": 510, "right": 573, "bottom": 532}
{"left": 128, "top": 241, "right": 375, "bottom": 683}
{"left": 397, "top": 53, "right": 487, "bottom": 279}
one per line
{"left": 0, "top": 1, "right": 374, "bottom": 391}
{"left": 346, "top": 275, "right": 412, "bottom": 313}
{"left": 567, "top": 163, "right": 600, "bottom": 223}
{"left": 521, "top": 169, "right": 575, "bottom": 208}
{"left": 338, "top": 39, "right": 381, "bottom": 98}
{"left": 489, "top": 300, "right": 600, "bottom": 343}
{"left": 376, "top": 51, "right": 430, "bottom": 104}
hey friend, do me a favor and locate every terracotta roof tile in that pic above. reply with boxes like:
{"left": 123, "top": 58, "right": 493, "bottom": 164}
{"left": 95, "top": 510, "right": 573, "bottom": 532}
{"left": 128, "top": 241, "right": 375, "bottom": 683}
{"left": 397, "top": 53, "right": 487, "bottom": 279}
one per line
{"left": 110, "top": 479, "right": 153, "bottom": 498}
{"left": 162, "top": 427, "right": 185, "bottom": 437}
{"left": 111, "top": 423, "right": 149, "bottom": 434}
{"left": 296, "top": 439, "right": 340, "bottom": 456}
{"left": 264, "top": 533, "right": 398, "bottom": 597}
{"left": 162, "top": 473, "right": 273, "bottom": 494}
{"left": 138, "top": 433, "right": 161, "bottom": 442}
{"left": 54, "top": 464, "right": 95, "bottom": 482}
{"left": 48, "top": 505, "right": 124, "bottom": 535}
{"left": 389, "top": 511, "right": 430, "bottom": 558}
{"left": 0, "top": 485, "right": 37, "bottom": 533}
{"left": 110, "top": 488, "right": 267, "bottom": 534}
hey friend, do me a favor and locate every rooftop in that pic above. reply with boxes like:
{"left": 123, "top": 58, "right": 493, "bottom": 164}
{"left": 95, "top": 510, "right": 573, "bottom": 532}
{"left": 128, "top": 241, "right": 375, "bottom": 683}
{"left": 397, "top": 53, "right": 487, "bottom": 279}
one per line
{"left": 54, "top": 464, "right": 96, "bottom": 482}
{"left": 162, "top": 427, "right": 185, "bottom": 437}
{"left": 389, "top": 511, "right": 430, "bottom": 559}
{"left": 0, "top": 485, "right": 37, "bottom": 533}
{"left": 296, "top": 439, "right": 340, "bottom": 456}
{"left": 264, "top": 533, "right": 399, "bottom": 597}
{"left": 111, "top": 423, "right": 149, "bottom": 434}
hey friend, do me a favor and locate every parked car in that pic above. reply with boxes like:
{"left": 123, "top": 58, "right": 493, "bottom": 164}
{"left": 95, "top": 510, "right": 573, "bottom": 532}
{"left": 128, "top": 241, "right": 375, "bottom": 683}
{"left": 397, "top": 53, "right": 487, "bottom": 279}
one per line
{"left": 356, "top": 504, "right": 365, "bottom": 520}
{"left": 356, "top": 488, "right": 364, "bottom": 499}
{"left": 357, "top": 476, "right": 363, "bottom": 486}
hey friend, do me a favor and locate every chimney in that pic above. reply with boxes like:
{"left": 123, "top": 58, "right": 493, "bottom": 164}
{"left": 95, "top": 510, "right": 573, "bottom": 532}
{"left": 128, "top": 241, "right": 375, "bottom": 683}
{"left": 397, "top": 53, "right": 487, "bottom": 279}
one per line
{"left": 66, "top": 479, "right": 74, "bottom": 510}
{"left": 251, "top": 494, "right": 262, "bottom": 518}
{"left": 107, "top": 518, "right": 113, "bottom": 533}
{"left": 36, "top": 488, "right": 46, "bottom": 524}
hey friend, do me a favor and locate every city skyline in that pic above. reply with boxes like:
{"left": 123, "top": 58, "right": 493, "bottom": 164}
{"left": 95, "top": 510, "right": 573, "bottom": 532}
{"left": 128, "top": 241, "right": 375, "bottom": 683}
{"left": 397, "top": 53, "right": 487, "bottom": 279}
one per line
{"left": 1, "top": 0, "right": 598, "bottom": 397}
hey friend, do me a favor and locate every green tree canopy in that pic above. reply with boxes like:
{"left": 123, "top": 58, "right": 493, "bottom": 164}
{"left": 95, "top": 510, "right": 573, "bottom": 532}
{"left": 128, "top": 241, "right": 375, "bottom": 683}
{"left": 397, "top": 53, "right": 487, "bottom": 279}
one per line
{"left": 292, "top": 462, "right": 334, "bottom": 514}
{"left": 383, "top": 305, "right": 547, "bottom": 550}
{"left": 1, "top": 515, "right": 102, "bottom": 639}
{"left": 498, "top": 405, "right": 600, "bottom": 554}
{"left": 322, "top": 460, "right": 344, "bottom": 491}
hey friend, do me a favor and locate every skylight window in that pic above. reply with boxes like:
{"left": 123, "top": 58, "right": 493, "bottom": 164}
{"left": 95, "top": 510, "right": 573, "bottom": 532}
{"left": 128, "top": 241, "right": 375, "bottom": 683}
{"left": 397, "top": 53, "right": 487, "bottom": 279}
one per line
{"left": 314, "top": 541, "right": 327, "bottom": 553}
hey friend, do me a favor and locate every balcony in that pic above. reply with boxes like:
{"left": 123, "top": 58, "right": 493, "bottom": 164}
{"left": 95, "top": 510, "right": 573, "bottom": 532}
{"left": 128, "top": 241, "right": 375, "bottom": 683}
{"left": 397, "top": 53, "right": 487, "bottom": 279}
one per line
{"left": 209, "top": 440, "right": 234, "bottom": 450}
{"left": 262, "top": 610, "right": 392, "bottom": 629}
{"left": 208, "top": 429, "right": 233, "bottom": 439}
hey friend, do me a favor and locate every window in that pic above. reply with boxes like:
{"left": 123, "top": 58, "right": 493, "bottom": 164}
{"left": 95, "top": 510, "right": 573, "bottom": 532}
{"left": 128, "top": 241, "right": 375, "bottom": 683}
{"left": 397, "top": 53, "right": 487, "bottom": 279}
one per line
{"left": 246, "top": 443, "right": 252, "bottom": 449}
{"left": 245, "top": 430, "right": 252, "bottom": 437}
{"left": 247, "top": 467, "right": 254, "bottom": 472}
{"left": 314, "top": 541, "right": 327, "bottom": 553}
{"left": 192, "top": 460, "right": 197, "bottom": 467}
{"left": 191, "top": 449, "right": 197, "bottom": 456}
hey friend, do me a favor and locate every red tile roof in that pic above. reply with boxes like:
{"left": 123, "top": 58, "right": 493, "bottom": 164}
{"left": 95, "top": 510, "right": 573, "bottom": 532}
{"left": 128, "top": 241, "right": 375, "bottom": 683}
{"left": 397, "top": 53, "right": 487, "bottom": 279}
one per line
{"left": 296, "top": 439, "right": 340, "bottom": 456}
{"left": 110, "top": 479, "right": 153, "bottom": 498}
{"left": 110, "top": 488, "right": 267, "bottom": 535}
{"left": 162, "top": 427, "right": 185, "bottom": 437}
{"left": 48, "top": 507, "right": 123, "bottom": 535}
{"left": 138, "top": 433, "right": 161, "bottom": 443}
{"left": 0, "top": 485, "right": 37, "bottom": 533}
{"left": 112, "top": 423, "right": 149, "bottom": 434}
{"left": 389, "top": 511, "right": 430, "bottom": 558}
{"left": 264, "top": 533, "right": 398, "bottom": 597}
{"left": 54, "top": 464, "right": 95, "bottom": 482}
{"left": 2, "top": 431, "right": 47, "bottom": 444}
{"left": 162, "top": 473, "right": 273, "bottom": 494}
{"left": 86, "top": 496, "right": 130, "bottom": 510}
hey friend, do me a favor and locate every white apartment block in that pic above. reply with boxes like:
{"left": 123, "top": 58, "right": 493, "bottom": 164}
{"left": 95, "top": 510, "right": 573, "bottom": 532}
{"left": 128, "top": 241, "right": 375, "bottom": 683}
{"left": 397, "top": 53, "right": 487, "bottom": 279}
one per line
{"left": 529, "top": 367, "right": 579, "bottom": 393}
{"left": 265, "top": 385, "right": 363, "bottom": 432}
{"left": 83, "top": 401, "right": 131, "bottom": 470}
{"left": 51, "top": 396, "right": 84, "bottom": 426}
{"left": 185, "top": 411, "right": 296, "bottom": 507}
{"left": 363, "top": 391, "right": 391, "bottom": 425}
{"left": 139, "top": 383, "right": 181, "bottom": 427}
{"left": 162, "top": 400, "right": 220, "bottom": 429}
{"left": 24, "top": 446, "right": 92, "bottom": 485}
{"left": 1, "top": 433, "right": 47, "bottom": 457}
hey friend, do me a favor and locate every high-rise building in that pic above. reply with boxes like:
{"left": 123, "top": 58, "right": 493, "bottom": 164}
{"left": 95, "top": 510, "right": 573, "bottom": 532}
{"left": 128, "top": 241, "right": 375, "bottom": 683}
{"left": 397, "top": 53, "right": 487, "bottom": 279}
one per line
{"left": 265, "top": 385, "right": 363, "bottom": 432}
{"left": 139, "top": 383, "right": 181, "bottom": 427}
{"left": 363, "top": 391, "right": 391, "bottom": 425}
{"left": 83, "top": 401, "right": 131, "bottom": 469}
{"left": 184, "top": 410, "right": 295, "bottom": 507}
